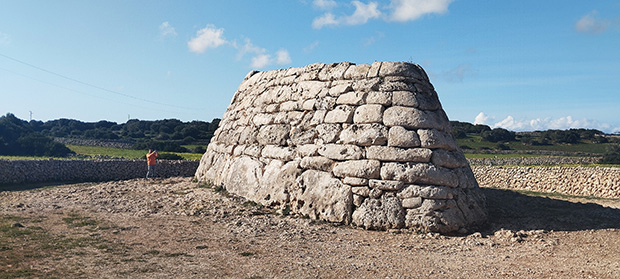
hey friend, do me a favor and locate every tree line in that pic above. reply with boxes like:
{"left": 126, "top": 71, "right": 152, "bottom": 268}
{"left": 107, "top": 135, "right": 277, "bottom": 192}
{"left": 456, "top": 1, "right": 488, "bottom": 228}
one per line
{"left": 0, "top": 113, "right": 220, "bottom": 157}
{"left": 450, "top": 121, "right": 611, "bottom": 145}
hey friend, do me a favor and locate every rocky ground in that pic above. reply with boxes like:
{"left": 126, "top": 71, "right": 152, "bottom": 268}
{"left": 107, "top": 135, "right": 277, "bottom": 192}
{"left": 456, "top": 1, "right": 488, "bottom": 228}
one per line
{"left": 1, "top": 177, "right": 620, "bottom": 278}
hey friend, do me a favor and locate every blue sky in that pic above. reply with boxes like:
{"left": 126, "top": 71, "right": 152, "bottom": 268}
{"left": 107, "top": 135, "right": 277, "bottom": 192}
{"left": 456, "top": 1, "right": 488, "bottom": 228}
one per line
{"left": 1, "top": 0, "right": 619, "bottom": 132}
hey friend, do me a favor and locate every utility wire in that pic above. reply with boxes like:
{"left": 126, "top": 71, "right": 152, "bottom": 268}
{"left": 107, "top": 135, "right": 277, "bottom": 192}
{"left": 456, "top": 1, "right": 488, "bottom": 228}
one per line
{"left": 0, "top": 52, "right": 202, "bottom": 111}
{"left": 0, "top": 66, "right": 196, "bottom": 116}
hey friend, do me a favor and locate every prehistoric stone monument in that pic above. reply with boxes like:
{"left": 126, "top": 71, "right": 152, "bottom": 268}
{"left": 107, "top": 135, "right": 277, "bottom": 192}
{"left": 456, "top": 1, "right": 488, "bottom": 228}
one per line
{"left": 195, "top": 61, "right": 486, "bottom": 233}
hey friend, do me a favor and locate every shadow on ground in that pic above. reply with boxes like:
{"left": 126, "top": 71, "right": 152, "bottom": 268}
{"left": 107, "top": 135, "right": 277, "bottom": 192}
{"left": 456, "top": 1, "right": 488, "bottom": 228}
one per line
{"left": 482, "top": 187, "right": 620, "bottom": 233}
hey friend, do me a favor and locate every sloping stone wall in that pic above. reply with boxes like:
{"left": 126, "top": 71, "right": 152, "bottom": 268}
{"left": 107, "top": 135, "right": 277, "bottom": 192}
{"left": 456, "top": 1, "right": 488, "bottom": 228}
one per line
{"left": 0, "top": 159, "right": 198, "bottom": 185}
{"left": 195, "top": 62, "right": 487, "bottom": 233}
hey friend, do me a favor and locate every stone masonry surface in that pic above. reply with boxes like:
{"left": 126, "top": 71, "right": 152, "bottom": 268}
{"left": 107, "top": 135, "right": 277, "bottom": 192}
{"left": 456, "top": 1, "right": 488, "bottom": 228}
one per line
{"left": 195, "top": 61, "right": 487, "bottom": 233}
{"left": 0, "top": 159, "right": 198, "bottom": 185}
{"left": 472, "top": 166, "right": 620, "bottom": 199}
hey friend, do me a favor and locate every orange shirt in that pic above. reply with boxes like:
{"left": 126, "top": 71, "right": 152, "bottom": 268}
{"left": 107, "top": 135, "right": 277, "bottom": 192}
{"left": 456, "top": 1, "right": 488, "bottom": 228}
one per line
{"left": 146, "top": 151, "right": 158, "bottom": 165}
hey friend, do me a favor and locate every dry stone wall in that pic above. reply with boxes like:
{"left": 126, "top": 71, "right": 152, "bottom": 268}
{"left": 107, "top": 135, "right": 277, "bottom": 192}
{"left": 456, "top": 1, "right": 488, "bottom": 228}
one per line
{"left": 473, "top": 166, "right": 620, "bottom": 199}
{"left": 0, "top": 159, "right": 198, "bottom": 185}
{"left": 195, "top": 61, "right": 487, "bottom": 233}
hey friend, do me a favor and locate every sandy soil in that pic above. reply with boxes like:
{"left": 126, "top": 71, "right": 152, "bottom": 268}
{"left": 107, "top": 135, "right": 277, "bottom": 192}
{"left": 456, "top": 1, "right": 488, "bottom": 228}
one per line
{"left": 1, "top": 177, "right": 620, "bottom": 278}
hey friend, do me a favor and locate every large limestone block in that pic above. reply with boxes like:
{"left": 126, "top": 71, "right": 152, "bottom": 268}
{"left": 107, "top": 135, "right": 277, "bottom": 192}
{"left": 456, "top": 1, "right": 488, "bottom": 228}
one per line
{"left": 324, "top": 105, "right": 355, "bottom": 123}
{"left": 352, "top": 195, "right": 405, "bottom": 230}
{"left": 380, "top": 162, "right": 458, "bottom": 188}
{"left": 339, "top": 123, "right": 388, "bottom": 146}
{"left": 332, "top": 160, "right": 381, "bottom": 179}
{"left": 336, "top": 91, "right": 368, "bottom": 105}
{"left": 418, "top": 129, "right": 458, "bottom": 150}
{"left": 353, "top": 104, "right": 384, "bottom": 124}
{"left": 383, "top": 106, "right": 450, "bottom": 131}
{"left": 292, "top": 170, "right": 352, "bottom": 223}
{"left": 257, "top": 124, "right": 290, "bottom": 145}
{"left": 223, "top": 156, "right": 264, "bottom": 199}
{"left": 366, "top": 146, "right": 432, "bottom": 162}
{"left": 378, "top": 62, "right": 427, "bottom": 80}
{"left": 316, "top": 124, "right": 341, "bottom": 144}
{"left": 257, "top": 160, "right": 301, "bottom": 206}
{"left": 343, "top": 63, "right": 371, "bottom": 79}
{"left": 387, "top": 126, "right": 420, "bottom": 147}
{"left": 317, "top": 144, "right": 364, "bottom": 160}
{"left": 431, "top": 149, "right": 469, "bottom": 169}
{"left": 300, "top": 156, "right": 334, "bottom": 172}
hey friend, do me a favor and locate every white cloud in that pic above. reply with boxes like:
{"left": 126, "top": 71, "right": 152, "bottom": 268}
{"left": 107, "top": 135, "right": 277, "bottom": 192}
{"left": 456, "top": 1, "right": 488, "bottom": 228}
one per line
{"left": 344, "top": 1, "right": 382, "bottom": 25}
{"left": 480, "top": 113, "right": 618, "bottom": 133}
{"left": 313, "top": 0, "right": 338, "bottom": 10}
{"left": 276, "top": 49, "right": 292, "bottom": 65}
{"left": 473, "top": 112, "right": 490, "bottom": 125}
{"left": 389, "top": 0, "right": 454, "bottom": 22}
{"left": 0, "top": 32, "right": 10, "bottom": 45}
{"left": 575, "top": 10, "right": 610, "bottom": 34}
{"left": 158, "top": 21, "right": 177, "bottom": 39}
{"left": 313, "top": 13, "right": 339, "bottom": 29}
{"left": 234, "top": 38, "right": 291, "bottom": 69}
{"left": 312, "top": 1, "right": 382, "bottom": 29}
{"left": 187, "top": 24, "right": 290, "bottom": 69}
{"left": 251, "top": 54, "right": 271, "bottom": 68}
{"left": 187, "top": 25, "right": 228, "bottom": 53}
{"left": 236, "top": 38, "right": 266, "bottom": 60}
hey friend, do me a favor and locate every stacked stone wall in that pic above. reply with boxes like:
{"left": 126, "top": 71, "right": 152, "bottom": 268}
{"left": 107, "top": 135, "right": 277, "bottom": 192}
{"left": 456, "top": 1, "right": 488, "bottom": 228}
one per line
{"left": 0, "top": 159, "right": 198, "bottom": 185}
{"left": 468, "top": 156, "right": 601, "bottom": 166}
{"left": 473, "top": 166, "right": 620, "bottom": 199}
{"left": 195, "top": 61, "right": 487, "bottom": 233}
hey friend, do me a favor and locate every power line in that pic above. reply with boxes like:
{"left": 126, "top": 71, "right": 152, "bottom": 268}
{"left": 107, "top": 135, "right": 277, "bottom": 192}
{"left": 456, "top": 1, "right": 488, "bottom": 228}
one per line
{"left": 0, "top": 66, "right": 196, "bottom": 116}
{"left": 0, "top": 52, "right": 202, "bottom": 111}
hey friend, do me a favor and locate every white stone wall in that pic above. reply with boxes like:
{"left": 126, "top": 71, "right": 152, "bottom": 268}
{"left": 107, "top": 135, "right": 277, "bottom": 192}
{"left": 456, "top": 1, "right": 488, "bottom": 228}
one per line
{"left": 195, "top": 62, "right": 487, "bottom": 233}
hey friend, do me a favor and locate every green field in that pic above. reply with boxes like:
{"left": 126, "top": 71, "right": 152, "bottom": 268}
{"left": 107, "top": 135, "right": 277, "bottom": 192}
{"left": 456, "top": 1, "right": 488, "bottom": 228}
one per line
{"left": 66, "top": 145, "right": 203, "bottom": 161}
{"left": 457, "top": 135, "right": 611, "bottom": 154}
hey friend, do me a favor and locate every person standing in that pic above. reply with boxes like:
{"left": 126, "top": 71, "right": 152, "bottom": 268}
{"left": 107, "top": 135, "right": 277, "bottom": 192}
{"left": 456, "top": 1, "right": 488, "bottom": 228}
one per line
{"left": 146, "top": 149, "right": 158, "bottom": 178}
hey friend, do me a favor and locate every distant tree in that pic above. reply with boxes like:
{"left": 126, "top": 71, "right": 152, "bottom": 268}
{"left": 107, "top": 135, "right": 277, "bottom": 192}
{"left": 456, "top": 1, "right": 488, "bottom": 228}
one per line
{"left": 600, "top": 145, "right": 620, "bottom": 164}
{"left": 0, "top": 113, "right": 73, "bottom": 157}
{"left": 481, "top": 128, "right": 515, "bottom": 142}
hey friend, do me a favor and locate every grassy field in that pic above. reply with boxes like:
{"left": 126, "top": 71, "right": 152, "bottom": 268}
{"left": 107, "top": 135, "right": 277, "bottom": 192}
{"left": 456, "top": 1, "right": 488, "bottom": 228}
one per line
{"left": 457, "top": 135, "right": 611, "bottom": 154}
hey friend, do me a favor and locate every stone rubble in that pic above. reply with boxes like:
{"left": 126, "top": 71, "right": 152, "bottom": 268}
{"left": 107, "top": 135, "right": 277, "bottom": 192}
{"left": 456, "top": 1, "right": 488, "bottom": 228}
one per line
{"left": 195, "top": 61, "right": 487, "bottom": 233}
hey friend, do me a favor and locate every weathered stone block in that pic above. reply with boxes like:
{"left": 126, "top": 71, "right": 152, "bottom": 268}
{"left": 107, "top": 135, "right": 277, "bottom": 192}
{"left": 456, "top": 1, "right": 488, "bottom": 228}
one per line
{"left": 300, "top": 156, "right": 334, "bottom": 172}
{"left": 368, "top": 179, "right": 404, "bottom": 191}
{"left": 431, "top": 149, "right": 468, "bottom": 169}
{"left": 332, "top": 160, "right": 381, "bottom": 179}
{"left": 352, "top": 195, "right": 405, "bottom": 230}
{"left": 383, "top": 106, "right": 449, "bottom": 131}
{"left": 366, "top": 146, "right": 432, "bottom": 162}
{"left": 339, "top": 123, "right": 388, "bottom": 146}
{"left": 366, "top": 91, "right": 392, "bottom": 106}
{"left": 292, "top": 170, "right": 352, "bottom": 223}
{"left": 418, "top": 129, "right": 458, "bottom": 150}
{"left": 318, "top": 144, "right": 364, "bottom": 160}
{"left": 316, "top": 124, "right": 341, "bottom": 144}
{"left": 324, "top": 105, "right": 355, "bottom": 123}
{"left": 353, "top": 104, "right": 384, "bottom": 124}
{"left": 336, "top": 91, "right": 368, "bottom": 105}
{"left": 388, "top": 126, "right": 420, "bottom": 147}
{"left": 380, "top": 162, "right": 458, "bottom": 188}
{"left": 344, "top": 177, "right": 369, "bottom": 186}
{"left": 257, "top": 124, "right": 289, "bottom": 145}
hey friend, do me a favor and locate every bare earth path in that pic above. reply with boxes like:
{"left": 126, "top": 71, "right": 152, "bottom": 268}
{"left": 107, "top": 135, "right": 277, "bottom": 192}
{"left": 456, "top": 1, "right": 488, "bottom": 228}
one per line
{"left": 1, "top": 177, "right": 620, "bottom": 278}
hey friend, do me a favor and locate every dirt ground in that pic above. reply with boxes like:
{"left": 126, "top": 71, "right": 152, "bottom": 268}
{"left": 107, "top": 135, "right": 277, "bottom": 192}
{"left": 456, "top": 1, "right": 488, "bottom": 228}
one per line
{"left": 1, "top": 177, "right": 620, "bottom": 278}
